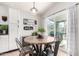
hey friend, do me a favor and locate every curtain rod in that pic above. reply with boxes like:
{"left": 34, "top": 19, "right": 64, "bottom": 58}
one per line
{"left": 47, "top": 3, "right": 79, "bottom": 17}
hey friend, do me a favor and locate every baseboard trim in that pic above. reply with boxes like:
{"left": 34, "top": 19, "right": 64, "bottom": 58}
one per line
{"left": 0, "top": 49, "right": 19, "bottom": 55}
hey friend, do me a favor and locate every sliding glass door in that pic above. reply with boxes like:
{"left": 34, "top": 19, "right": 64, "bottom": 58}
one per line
{"left": 56, "top": 21, "right": 67, "bottom": 51}
{"left": 45, "top": 10, "right": 68, "bottom": 54}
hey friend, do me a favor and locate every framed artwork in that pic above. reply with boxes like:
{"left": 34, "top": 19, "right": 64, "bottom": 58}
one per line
{"left": 23, "top": 18, "right": 28, "bottom": 25}
{"left": 24, "top": 26, "right": 33, "bottom": 30}
{"left": 23, "top": 18, "right": 37, "bottom": 30}
{"left": 23, "top": 18, "right": 37, "bottom": 25}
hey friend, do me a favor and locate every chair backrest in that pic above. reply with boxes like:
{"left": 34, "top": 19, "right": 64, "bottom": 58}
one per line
{"left": 21, "top": 36, "right": 29, "bottom": 47}
{"left": 54, "top": 41, "right": 60, "bottom": 56}
{"left": 15, "top": 38, "right": 23, "bottom": 51}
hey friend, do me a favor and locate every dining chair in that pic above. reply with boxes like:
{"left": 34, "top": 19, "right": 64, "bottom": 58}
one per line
{"left": 43, "top": 34, "right": 62, "bottom": 56}
{"left": 21, "top": 36, "right": 35, "bottom": 50}
{"left": 53, "top": 41, "right": 60, "bottom": 56}
{"left": 15, "top": 38, "right": 33, "bottom": 56}
{"left": 43, "top": 41, "right": 60, "bottom": 56}
{"left": 21, "top": 36, "right": 30, "bottom": 47}
{"left": 43, "top": 43, "right": 54, "bottom": 52}
{"left": 21, "top": 36, "right": 37, "bottom": 56}
{"left": 43, "top": 42, "right": 55, "bottom": 56}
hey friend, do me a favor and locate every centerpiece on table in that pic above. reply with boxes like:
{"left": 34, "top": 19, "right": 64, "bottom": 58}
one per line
{"left": 32, "top": 31, "right": 38, "bottom": 36}
{"left": 32, "top": 27, "right": 45, "bottom": 39}
{"left": 37, "top": 27, "right": 45, "bottom": 39}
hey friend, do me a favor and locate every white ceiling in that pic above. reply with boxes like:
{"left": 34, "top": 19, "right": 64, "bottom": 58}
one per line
{"left": 0, "top": 2, "right": 55, "bottom": 15}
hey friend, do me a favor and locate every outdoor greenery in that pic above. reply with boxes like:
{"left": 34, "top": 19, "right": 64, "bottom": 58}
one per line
{"left": 49, "top": 31, "right": 54, "bottom": 36}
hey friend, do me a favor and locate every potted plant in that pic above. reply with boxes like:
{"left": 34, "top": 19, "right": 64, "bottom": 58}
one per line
{"left": 32, "top": 31, "right": 38, "bottom": 36}
{"left": 0, "top": 25, "right": 8, "bottom": 34}
{"left": 37, "top": 27, "right": 45, "bottom": 39}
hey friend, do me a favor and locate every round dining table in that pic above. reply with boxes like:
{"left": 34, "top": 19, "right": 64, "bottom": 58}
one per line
{"left": 24, "top": 36, "right": 56, "bottom": 56}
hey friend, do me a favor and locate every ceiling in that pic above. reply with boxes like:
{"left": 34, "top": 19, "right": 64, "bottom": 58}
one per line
{"left": 0, "top": 2, "right": 55, "bottom": 15}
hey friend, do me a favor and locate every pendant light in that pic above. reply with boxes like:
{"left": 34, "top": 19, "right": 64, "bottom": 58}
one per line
{"left": 30, "top": 2, "right": 38, "bottom": 13}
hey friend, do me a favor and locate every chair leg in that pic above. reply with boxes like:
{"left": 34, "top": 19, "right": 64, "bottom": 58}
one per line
{"left": 19, "top": 51, "right": 22, "bottom": 56}
{"left": 29, "top": 53, "right": 32, "bottom": 56}
{"left": 22, "top": 53, "right": 27, "bottom": 56}
{"left": 19, "top": 53, "right": 22, "bottom": 56}
{"left": 19, "top": 53, "right": 24, "bottom": 56}
{"left": 19, "top": 52, "right": 26, "bottom": 56}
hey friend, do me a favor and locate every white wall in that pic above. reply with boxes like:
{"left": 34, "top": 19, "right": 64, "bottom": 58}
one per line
{"left": 36, "top": 15, "right": 44, "bottom": 28}
{"left": 21, "top": 11, "right": 38, "bottom": 36}
{"left": 0, "top": 4, "right": 39, "bottom": 53}
{"left": 0, "top": 5, "right": 9, "bottom": 53}
{"left": 9, "top": 7, "right": 39, "bottom": 50}
{"left": 0, "top": 5, "right": 9, "bottom": 24}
